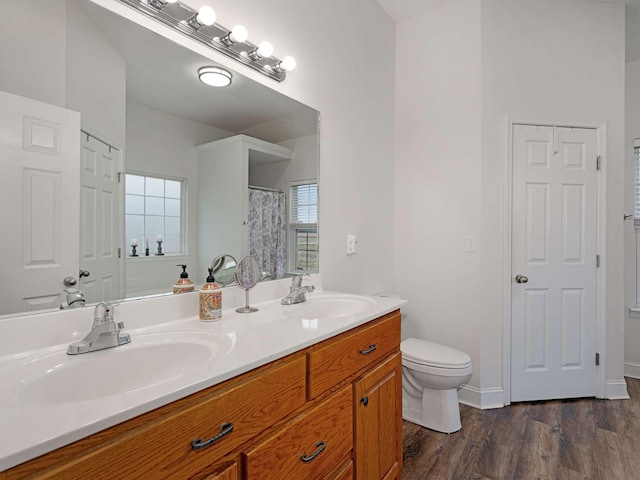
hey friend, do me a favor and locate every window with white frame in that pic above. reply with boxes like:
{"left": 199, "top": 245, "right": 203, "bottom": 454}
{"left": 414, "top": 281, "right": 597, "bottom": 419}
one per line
{"left": 125, "top": 173, "right": 185, "bottom": 255}
{"left": 289, "top": 181, "right": 318, "bottom": 272}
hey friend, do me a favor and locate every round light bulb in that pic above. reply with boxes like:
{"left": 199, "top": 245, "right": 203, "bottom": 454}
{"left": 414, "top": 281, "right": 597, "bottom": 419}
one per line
{"left": 196, "top": 6, "right": 216, "bottom": 26}
{"left": 257, "top": 41, "right": 273, "bottom": 58}
{"left": 230, "top": 25, "right": 248, "bottom": 43}
{"left": 281, "top": 56, "right": 296, "bottom": 72}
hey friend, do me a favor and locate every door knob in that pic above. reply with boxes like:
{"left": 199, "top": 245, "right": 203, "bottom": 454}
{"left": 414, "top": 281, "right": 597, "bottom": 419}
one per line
{"left": 515, "top": 274, "right": 528, "bottom": 284}
{"left": 63, "top": 276, "right": 77, "bottom": 287}
{"left": 79, "top": 269, "right": 91, "bottom": 278}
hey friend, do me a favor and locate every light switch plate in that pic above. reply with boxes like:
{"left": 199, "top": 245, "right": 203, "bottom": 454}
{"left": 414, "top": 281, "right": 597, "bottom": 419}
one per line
{"left": 347, "top": 234, "right": 358, "bottom": 255}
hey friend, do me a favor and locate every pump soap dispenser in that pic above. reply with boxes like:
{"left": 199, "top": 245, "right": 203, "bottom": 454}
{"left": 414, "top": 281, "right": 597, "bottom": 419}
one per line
{"left": 173, "top": 265, "right": 195, "bottom": 294}
{"left": 199, "top": 268, "right": 222, "bottom": 321}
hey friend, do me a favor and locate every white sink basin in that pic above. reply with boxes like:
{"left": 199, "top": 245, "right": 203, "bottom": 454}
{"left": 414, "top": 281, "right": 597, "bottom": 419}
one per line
{"left": 283, "top": 294, "right": 377, "bottom": 320}
{"left": 2, "top": 330, "right": 233, "bottom": 405}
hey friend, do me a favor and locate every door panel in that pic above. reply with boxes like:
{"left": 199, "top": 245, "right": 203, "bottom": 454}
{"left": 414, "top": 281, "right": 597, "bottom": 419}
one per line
{"left": 0, "top": 90, "right": 80, "bottom": 315}
{"left": 80, "top": 134, "right": 122, "bottom": 303}
{"left": 511, "top": 124, "right": 597, "bottom": 402}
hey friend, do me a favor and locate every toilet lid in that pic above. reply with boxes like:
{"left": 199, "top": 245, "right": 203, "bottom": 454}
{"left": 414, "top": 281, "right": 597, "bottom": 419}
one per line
{"left": 401, "top": 338, "right": 471, "bottom": 368}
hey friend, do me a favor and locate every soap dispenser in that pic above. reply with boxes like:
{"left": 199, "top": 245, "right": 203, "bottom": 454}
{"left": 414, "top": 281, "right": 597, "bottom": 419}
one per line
{"left": 199, "top": 268, "right": 222, "bottom": 321}
{"left": 173, "top": 265, "right": 195, "bottom": 294}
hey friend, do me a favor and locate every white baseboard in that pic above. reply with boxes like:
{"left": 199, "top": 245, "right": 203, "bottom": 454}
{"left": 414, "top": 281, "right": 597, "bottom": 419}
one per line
{"left": 605, "top": 379, "right": 630, "bottom": 400}
{"left": 625, "top": 361, "right": 640, "bottom": 380}
{"left": 458, "top": 384, "right": 504, "bottom": 410}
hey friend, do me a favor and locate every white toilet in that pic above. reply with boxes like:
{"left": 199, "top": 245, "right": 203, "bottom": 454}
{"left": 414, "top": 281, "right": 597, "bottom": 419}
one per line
{"left": 400, "top": 338, "right": 472, "bottom": 434}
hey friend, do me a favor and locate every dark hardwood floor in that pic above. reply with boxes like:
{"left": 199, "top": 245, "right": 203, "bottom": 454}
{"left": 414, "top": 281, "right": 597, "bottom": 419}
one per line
{"left": 401, "top": 377, "right": 640, "bottom": 480}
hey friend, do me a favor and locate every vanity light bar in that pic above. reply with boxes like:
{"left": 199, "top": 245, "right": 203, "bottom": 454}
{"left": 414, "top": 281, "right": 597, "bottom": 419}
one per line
{"left": 117, "top": 0, "right": 293, "bottom": 82}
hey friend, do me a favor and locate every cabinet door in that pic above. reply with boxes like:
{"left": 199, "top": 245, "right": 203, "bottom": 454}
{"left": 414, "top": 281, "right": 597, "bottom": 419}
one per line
{"left": 353, "top": 353, "right": 402, "bottom": 480}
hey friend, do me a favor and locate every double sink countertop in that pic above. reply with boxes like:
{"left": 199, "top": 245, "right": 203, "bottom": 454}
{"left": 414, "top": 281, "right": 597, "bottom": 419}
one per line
{"left": 0, "top": 275, "right": 406, "bottom": 471}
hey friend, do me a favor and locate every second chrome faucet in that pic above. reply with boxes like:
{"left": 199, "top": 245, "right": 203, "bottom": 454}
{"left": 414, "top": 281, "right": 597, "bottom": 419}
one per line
{"left": 281, "top": 275, "right": 315, "bottom": 305}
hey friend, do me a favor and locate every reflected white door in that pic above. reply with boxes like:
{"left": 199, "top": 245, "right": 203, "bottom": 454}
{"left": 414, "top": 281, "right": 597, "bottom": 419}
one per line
{"left": 511, "top": 124, "right": 598, "bottom": 402}
{"left": 0, "top": 90, "right": 80, "bottom": 315}
{"left": 80, "top": 134, "right": 122, "bottom": 304}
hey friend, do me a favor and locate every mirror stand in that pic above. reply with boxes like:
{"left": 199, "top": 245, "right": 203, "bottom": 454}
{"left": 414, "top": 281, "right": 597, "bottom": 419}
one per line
{"left": 235, "top": 256, "right": 261, "bottom": 313}
{"left": 236, "top": 289, "right": 259, "bottom": 314}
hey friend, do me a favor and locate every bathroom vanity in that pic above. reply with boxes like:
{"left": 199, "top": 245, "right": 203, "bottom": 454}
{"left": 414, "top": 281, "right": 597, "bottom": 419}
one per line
{"left": 0, "top": 279, "right": 405, "bottom": 480}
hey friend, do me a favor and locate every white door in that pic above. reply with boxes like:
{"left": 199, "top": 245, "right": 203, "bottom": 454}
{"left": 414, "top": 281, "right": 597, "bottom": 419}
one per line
{"left": 0, "top": 90, "right": 80, "bottom": 315}
{"left": 511, "top": 124, "right": 598, "bottom": 402}
{"left": 80, "top": 134, "right": 122, "bottom": 304}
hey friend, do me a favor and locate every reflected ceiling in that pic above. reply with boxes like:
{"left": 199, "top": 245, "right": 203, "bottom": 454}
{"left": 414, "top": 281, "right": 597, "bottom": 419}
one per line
{"left": 82, "top": 2, "right": 317, "bottom": 143}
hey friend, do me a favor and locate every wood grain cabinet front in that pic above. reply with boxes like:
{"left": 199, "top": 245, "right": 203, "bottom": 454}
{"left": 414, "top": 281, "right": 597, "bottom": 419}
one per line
{"left": 198, "top": 462, "right": 238, "bottom": 480}
{"left": 3, "top": 309, "right": 403, "bottom": 480}
{"left": 354, "top": 353, "right": 403, "bottom": 480}
{"left": 307, "top": 311, "right": 401, "bottom": 399}
{"left": 242, "top": 385, "right": 353, "bottom": 480}
{"left": 6, "top": 355, "right": 306, "bottom": 480}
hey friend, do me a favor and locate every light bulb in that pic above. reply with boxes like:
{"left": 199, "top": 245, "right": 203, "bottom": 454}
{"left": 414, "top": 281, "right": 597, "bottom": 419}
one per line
{"left": 196, "top": 6, "right": 216, "bottom": 26}
{"left": 230, "top": 25, "right": 248, "bottom": 43}
{"left": 257, "top": 41, "right": 273, "bottom": 58}
{"left": 280, "top": 56, "right": 296, "bottom": 72}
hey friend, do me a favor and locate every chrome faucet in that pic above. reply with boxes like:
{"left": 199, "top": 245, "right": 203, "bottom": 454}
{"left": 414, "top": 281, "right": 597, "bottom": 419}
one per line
{"left": 281, "top": 274, "right": 315, "bottom": 305}
{"left": 67, "top": 302, "right": 131, "bottom": 355}
{"left": 60, "top": 288, "right": 86, "bottom": 309}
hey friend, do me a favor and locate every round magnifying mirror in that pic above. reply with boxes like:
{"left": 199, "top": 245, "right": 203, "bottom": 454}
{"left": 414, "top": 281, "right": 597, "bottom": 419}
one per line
{"left": 209, "top": 254, "right": 237, "bottom": 286}
{"left": 235, "top": 256, "right": 261, "bottom": 313}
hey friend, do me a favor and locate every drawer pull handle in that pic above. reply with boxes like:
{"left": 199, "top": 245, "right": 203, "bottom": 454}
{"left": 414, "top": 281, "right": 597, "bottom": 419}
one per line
{"left": 361, "top": 396, "right": 369, "bottom": 406}
{"left": 359, "top": 344, "right": 377, "bottom": 355}
{"left": 300, "top": 441, "right": 326, "bottom": 463}
{"left": 191, "top": 422, "right": 234, "bottom": 451}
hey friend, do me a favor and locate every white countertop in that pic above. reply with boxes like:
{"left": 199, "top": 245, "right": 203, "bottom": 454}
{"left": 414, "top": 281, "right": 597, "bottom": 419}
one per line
{"left": 0, "top": 279, "right": 406, "bottom": 471}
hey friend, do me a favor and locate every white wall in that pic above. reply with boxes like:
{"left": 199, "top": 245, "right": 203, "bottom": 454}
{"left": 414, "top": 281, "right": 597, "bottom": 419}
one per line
{"left": 105, "top": 0, "right": 397, "bottom": 296}
{"left": 625, "top": 60, "right": 640, "bottom": 377}
{"left": 0, "top": 0, "right": 66, "bottom": 107}
{"left": 66, "top": 0, "right": 126, "bottom": 145}
{"left": 125, "top": 102, "right": 232, "bottom": 296}
{"left": 395, "top": 0, "right": 626, "bottom": 406}
{"left": 482, "top": 0, "right": 626, "bottom": 399}
{"left": 249, "top": 134, "right": 319, "bottom": 192}
{"left": 394, "top": 0, "right": 483, "bottom": 393}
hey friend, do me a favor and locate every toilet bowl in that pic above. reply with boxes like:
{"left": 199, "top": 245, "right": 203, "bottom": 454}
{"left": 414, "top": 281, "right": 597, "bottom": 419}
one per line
{"left": 400, "top": 338, "right": 472, "bottom": 434}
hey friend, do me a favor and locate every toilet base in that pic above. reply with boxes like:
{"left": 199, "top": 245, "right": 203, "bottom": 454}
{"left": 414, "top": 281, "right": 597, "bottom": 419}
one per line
{"left": 402, "top": 386, "right": 462, "bottom": 434}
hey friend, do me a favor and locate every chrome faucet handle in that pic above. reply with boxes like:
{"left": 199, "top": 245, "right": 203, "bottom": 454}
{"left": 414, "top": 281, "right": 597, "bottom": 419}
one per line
{"left": 290, "top": 275, "right": 303, "bottom": 291}
{"left": 93, "top": 301, "right": 118, "bottom": 326}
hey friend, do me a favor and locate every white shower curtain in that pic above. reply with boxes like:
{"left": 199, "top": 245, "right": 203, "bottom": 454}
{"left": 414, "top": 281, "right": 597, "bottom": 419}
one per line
{"left": 247, "top": 188, "right": 286, "bottom": 280}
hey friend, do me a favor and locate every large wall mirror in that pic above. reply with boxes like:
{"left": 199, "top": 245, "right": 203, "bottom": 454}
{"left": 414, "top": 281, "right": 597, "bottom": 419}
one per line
{"left": 0, "top": 0, "right": 319, "bottom": 318}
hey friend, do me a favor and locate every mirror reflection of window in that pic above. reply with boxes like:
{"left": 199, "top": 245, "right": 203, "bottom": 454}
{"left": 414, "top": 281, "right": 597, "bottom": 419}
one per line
{"left": 289, "top": 181, "right": 318, "bottom": 272}
{"left": 125, "top": 173, "right": 185, "bottom": 254}
{"left": 635, "top": 141, "right": 640, "bottom": 224}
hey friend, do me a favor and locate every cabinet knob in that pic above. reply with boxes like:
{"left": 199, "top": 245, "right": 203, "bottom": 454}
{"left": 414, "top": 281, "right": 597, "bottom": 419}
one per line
{"left": 360, "top": 396, "right": 369, "bottom": 406}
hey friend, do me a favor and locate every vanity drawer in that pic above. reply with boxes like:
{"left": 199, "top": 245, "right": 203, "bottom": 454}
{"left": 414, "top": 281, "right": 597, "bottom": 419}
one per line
{"left": 242, "top": 384, "right": 353, "bottom": 480}
{"left": 19, "top": 355, "right": 306, "bottom": 480}
{"left": 307, "top": 311, "right": 401, "bottom": 399}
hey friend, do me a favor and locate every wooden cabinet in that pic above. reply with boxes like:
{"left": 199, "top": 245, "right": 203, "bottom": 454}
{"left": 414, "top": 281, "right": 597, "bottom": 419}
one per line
{"left": 4, "top": 310, "right": 402, "bottom": 480}
{"left": 243, "top": 385, "right": 353, "bottom": 480}
{"left": 354, "top": 353, "right": 403, "bottom": 480}
{"left": 306, "top": 312, "right": 400, "bottom": 400}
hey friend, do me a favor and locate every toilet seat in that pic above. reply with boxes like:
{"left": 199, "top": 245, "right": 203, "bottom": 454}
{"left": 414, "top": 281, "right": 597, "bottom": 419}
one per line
{"left": 401, "top": 338, "right": 471, "bottom": 369}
